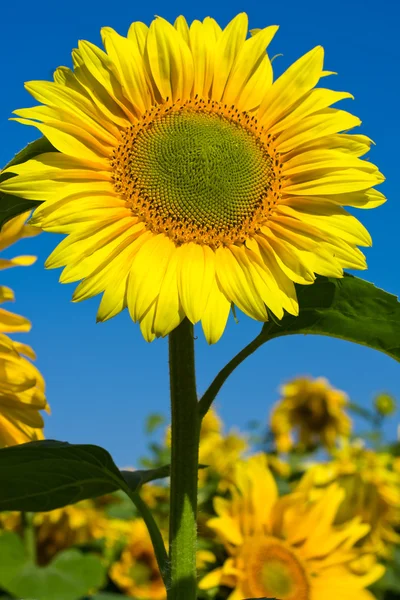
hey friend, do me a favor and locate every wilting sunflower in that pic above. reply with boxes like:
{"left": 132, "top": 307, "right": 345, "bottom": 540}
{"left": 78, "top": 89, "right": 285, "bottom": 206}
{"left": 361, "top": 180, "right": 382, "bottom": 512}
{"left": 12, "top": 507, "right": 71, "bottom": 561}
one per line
{"left": 270, "top": 376, "right": 352, "bottom": 452}
{"left": 200, "top": 454, "right": 384, "bottom": 600}
{"left": 298, "top": 444, "right": 400, "bottom": 558}
{"left": 0, "top": 14, "right": 385, "bottom": 343}
{"left": 0, "top": 212, "right": 49, "bottom": 447}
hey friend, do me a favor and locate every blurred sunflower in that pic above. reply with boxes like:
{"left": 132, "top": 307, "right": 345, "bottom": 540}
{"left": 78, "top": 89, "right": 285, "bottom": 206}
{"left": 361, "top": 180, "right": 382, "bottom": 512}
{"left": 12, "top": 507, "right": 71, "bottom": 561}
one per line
{"left": 200, "top": 454, "right": 384, "bottom": 600}
{"left": 198, "top": 408, "right": 248, "bottom": 480}
{"left": 298, "top": 444, "right": 400, "bottom": 558}
{"left": 0, "top": 212, "right": 49, "bottom": 447}
{"left": 0, "top": 13, "right": 384, "bottom": 343}
{"left": 110, "top": 518, "right": 166, "bottom": 599}
{"left": 270, "top": 376, "right": 352, "bottom": 452}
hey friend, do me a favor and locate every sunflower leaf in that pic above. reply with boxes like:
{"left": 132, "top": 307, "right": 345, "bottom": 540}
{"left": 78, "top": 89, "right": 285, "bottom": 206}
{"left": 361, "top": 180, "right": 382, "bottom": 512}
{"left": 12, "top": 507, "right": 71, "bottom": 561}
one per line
{"left": 0, "top": 440, "right": 169, "bottom": 511}
{"left": 261, "top": 274, "right": 400, "bottom": 361}
{"left": 0, "top": 136, "right": 56, "bottom": 230}
{"left": 0, "top": 532, "right": 105, "bottom": 600}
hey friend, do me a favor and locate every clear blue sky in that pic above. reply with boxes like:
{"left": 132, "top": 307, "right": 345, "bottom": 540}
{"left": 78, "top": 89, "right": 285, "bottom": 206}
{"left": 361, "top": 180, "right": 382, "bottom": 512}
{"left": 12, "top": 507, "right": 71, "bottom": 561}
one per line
{"left": 0, "top": 0, "right": 398, "bottom": 466}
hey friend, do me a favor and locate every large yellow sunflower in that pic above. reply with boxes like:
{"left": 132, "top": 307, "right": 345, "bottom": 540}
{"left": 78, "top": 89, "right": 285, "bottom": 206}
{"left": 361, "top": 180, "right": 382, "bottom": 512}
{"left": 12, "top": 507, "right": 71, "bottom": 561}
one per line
{"left": 0, "top": 212, "right": 49, "bottom": 447}
{"left": 270, "top": 376, "right": 352, "bottom": 452}
{"left": 0, "top": 14, "right": 385, "bottom": 343}
{"left": 200, "top": 454, "right": 384, "bottom": 600}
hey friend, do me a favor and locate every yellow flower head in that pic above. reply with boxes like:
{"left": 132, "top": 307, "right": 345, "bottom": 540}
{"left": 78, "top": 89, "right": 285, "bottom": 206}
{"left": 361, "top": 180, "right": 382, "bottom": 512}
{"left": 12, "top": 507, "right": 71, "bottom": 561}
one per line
{"left": 298, "top": 444, "right": 400, "bottom": 557}
{"left": 199, "top": 408, "right": 248, "bottom": 479}
{"left": 0, "top": 14, "right": 384, "bottom": 343}
{"left": 110, "top": 518, "right": 166, "bottom": 599}
{"left": 200, "top": 454, "right": 384, "bottom": 600}
{"left": 0, "top": 212, "right": 48, "bottom": 447}
{"left": 270, "top": 376, "right": 352, "bottom": 452}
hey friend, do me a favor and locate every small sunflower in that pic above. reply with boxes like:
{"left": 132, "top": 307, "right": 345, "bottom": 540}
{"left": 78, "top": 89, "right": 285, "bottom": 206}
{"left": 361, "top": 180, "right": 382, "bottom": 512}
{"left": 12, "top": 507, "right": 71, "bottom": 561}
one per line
{"left": 0, "top": 14, "right": 385, "bottom": 343}
{"left": 0, "top": 213, "right": 49, "bottom": 447}
{"left": 298, "top": 444, "right": 400, "bottom": 558}
{"left": 200, "top": 455, "right": 384, "bottom": 600}
{"left": 270, "top": 376, "right": 352, "bottom": 452}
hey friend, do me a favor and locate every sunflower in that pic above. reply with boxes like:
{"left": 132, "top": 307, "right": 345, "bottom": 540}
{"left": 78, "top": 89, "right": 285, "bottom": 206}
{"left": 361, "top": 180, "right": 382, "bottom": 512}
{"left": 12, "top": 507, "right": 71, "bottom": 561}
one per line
{"left": 200, "top": 454, "right": 384, "bottom": 600}
{"left": 197, "top": 408, "right": 248, "bottom": 480}
{"left": 0, "top": 14, "right": 385, "bottom": 343}
{"left": 110, "top": 518, "right": 166, "bottom": 599}
{"left": 298, "top": 444, "right": 400, "bottom": 558}
{"left": 270, "top": 376, "right": 352, "bottom": 452}
{"left": 0, "top": 212, "right": 48, "bottom": 447}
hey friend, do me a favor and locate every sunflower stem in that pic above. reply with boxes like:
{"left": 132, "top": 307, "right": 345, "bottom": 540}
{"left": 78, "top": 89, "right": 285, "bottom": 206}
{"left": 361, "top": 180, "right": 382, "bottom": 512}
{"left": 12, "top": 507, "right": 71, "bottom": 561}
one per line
{"left": 21, "top": 512, "right": 36, "bottom": 563}
{"left": 168, "top": 319, "right": 199, "bottom": 600}
{"left": 198, "top": 329, "right": 268, "bottom": 418}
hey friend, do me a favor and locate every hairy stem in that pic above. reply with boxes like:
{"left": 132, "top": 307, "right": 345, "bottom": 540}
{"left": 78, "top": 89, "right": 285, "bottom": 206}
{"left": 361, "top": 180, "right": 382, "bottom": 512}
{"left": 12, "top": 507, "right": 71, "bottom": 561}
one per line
{"left": 168, "top": 319, "right": 199, "bottom": 600}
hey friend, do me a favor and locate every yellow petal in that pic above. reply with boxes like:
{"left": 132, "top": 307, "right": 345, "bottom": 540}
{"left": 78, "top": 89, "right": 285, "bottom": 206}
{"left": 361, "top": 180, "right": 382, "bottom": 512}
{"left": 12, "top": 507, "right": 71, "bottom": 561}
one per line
{"left": 174, "top": 15, "right": 190, "bottom": 44}
{"left": 257, "top": 232, "right": 315, "bottom": 284}
{"left": 277, "top": 201, "right": 372, "bottom": 246}
{"left": 258, "top": 46, "right": 324, "bottom": 126}
{"left": 101, "top": 27, "right": 153, "bottom": 115}
{"left": 268, "top": 88, "right": 353, "bottom": 135}
{"left": 282, "top": 149, "right": 378, "bottom": 177}
{"left": 0, "top": 256, "right": 37, "bottom": 270}
{"left": 76, "top": 40, "right": 134, "bottom": 120}
{"left": 127, "top": 21, "right": 149, "bottom": 54}
{"left": 223, "top": 25, "right": 278, "bottom": 107}
{"left": 11, "top": 117, "right": 110, "bottom": 165}
{"left": 283, "top": 168, "right": 383, "bottom": 195}
{"left": 147, "top": 17, "right": 194, "bottom": 102}
{"left": 215, "top": 246, "right": 268, "bottom": 321}
{"left": 177, "top": 243, "right": 215, "bottom": 324}
{"left": 0, "top": 309, "right": 31, "bottom": 333}
{"left": 127, "top": 234, "right": 175, "bottom": 322}
{"left": 23, "top": 80, "right": 119, "bottom": 145}
{"left": 212, "top": 13, "right": 248, "bottom": 101}
{"left": 152, "top": 249, "right": 185, "bottom": 338}
{"left": 235, "top": 54, "right": 273, "bottom": 111}
{"left": 189, "top": 18, "right": 220, "bottom": 98}
{"left": 288, "top": 132, "right": 373, "bottom": 158}
{"left": 201, "top": 278, "right": 231, "bottom": 344}
{"left": 275, "top": 108, "right": 361, "bottom": 153}
{"left": 0, "top": 287, "right": 14, "bottom": 304}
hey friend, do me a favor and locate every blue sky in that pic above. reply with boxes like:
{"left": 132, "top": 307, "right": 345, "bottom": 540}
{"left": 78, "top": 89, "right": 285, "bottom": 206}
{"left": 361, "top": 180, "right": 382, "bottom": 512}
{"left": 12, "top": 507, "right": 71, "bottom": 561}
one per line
{"left": 0, "top": 0, "right": 398, "bottom": 466}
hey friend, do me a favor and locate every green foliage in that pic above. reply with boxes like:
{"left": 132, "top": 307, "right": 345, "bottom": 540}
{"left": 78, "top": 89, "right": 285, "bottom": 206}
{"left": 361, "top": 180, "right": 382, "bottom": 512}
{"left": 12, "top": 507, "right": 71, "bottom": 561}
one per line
{"left": 0, "top": 441, "right": 171, "bottom": 512}
{"left": 262, "top": 274, "right": 400, "bottom": 362}
{"left": 145, "top": 413, "right": 166, "bottom": 434}
{"left": 0, "top": 531, "right": 105, "bottom": 600}
{"left": 0, "top": 137, "right": 55, "bottom": 230}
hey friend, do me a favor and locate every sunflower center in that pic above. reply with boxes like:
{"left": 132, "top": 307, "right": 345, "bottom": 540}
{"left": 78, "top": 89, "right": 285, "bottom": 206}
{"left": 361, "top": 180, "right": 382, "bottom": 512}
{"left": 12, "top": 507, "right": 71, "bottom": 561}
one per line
{"left": 111, "top": 99, "right": 280, "bottom": 247}
{"left": 242, "top": 536, "right": 310, "bottom": 600}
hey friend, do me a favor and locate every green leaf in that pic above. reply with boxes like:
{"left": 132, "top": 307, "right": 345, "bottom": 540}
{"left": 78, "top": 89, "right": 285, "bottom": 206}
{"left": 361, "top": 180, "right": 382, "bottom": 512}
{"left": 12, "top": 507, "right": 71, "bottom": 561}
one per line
{"left": 120, "top": 464, "right": 171, "bottom": 492}
{"left": 0, "top": 136, "right": 56, "bottom": 230}
{"left": 261, "top": 275, "right": 400, "bottom": 362}
{"left": 0, "top": 440, "right": 170, "bottom": 512}
{"left": 0, "top": 532, "right": 105, "bottom": 600}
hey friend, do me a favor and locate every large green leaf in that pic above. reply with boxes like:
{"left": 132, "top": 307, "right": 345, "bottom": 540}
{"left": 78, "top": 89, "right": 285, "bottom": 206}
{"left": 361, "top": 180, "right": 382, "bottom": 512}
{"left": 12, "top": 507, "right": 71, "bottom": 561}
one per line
{"left": 262, "top": 275, "right": 400, "bottom": 361}
{"left": 0, "top": 440, "right": 170, "bottom": 512}
{"left": 0, "top": 532, "right": 105, "bottom": 600}
{"left": 0, "top": 136, "right": 56, "bottom": 230}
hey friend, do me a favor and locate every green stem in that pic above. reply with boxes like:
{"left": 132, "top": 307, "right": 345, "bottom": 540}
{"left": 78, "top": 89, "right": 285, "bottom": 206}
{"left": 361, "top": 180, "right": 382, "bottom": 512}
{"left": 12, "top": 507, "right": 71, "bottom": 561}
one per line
{"left": 21, "top": 512, "right": 36, "bottom": 563}
{"left": 168, "top": 319, "right": 199, "bottom": 600}
{"left": 198, "top": 330, "right": 267, "bottom": 418}
{"left": 127, "top": 491, "right": 169, "bottom": 586}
